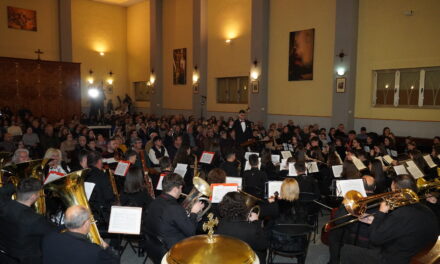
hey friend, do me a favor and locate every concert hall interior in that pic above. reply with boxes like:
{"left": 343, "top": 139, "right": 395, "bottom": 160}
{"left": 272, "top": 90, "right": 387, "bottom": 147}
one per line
{"left": 0, "top": 0, "right": 440, "bottom": 264}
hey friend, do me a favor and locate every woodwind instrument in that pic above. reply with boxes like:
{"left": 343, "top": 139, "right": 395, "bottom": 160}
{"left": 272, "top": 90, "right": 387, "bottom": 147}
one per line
{"left": 193, "top": 154, "right": 199, "bottom": 177}
{"left": 140, "top": 150, "right": 155, "bottom": 198}
{"left": 107, "top": 167, "right": 120, "bottom": 204}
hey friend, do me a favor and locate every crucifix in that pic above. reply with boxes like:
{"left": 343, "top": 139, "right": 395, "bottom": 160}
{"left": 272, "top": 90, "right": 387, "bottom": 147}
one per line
{"left": 35, "top": 49, "right": 44, "bottom": 60}
{"left": 202, "top": 213, "right": 219, "bottom": 243}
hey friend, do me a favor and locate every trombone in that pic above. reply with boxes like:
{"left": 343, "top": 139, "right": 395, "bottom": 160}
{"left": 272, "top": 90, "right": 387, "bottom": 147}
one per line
{"left": 323, "top": 188, "right": 419, "bottom": 232}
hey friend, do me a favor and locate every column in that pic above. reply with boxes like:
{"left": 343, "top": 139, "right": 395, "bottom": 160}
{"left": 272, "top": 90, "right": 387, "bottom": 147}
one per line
{"left": 150, "top": 0, "right": 164, "bottom": 116}
{"left": 58, "top": 0, "right": 72, "bottom": 62}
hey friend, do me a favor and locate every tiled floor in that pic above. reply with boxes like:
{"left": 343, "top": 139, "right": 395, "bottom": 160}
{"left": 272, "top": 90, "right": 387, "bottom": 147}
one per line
{"left": 120, "top": 214, "right": 331, "bottom": 264}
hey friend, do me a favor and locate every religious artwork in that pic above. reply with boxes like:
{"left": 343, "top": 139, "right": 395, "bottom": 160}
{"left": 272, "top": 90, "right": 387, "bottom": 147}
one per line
{"left": 288, "top": 28, "right": 315, "bottom": 81}
{"left": 251, "top": 81, "right": 259, "bottom": 94}
{"left": 336, "top": 77, "right": 346, "bottom": 93}
{"left": 7, "top": 6, "right": 37, "bottom": 31}
{"left": 173, "top": 48, "right": 187, "bottom": 85}
{"left": 134, "top": 81, "right": 150, "bottom": 102}
{"left": 193, "top": 83, "right": 199, "bottom": 94}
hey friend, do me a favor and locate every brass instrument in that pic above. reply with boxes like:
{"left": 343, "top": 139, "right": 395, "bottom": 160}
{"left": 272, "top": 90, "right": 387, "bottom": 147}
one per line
{"left": 239, "top": 190, "right": 262, "bottom": 219}
{"left": 417, "top": 177, "right": 440, "bottom": 200}
{"left": 139, "top": 150, "right": 155, "bottom": 198}
{"left": 106, "top": 168, "right": 120, "bottom": 204}
{"left": 45, "top": 169, "right": 103, "bottom": 245}
{"left": 181, "top": 176, "right": 212, "bottom": 221}
{"left": 193, "top": 154, "right": 199, "bottom": 178}
{"left": 324, "top": 189, "right": 419, "bottom": 232}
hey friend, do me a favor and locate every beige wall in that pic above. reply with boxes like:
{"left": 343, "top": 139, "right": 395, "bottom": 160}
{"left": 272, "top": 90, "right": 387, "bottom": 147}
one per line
{"left": 268, "top": 0, "right": 336, "bottom": 117}
{"left": 127, "top": 0, "right": 151, "bottom": 109}
{"left": 206, "top": 0, "right": 251, "bottom": 113}
{"left": 162, "top": 0, "right": 193, "bottom": 110}
{"left": 72, "top": 0, "right": 128, "bottom": 107}
{"left": 355, "top": 0, "right": 440, "bottom": 122}
{"left": 0, "top": 0, "right": 59, "bottom": 60}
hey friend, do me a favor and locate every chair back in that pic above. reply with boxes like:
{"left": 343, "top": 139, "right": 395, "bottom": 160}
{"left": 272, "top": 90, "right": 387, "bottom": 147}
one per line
{"left": 144, "top": 232, "right": 167, "bottom": 264}
{"left": 270, "top": 224, "right": 313, "bottom": 253}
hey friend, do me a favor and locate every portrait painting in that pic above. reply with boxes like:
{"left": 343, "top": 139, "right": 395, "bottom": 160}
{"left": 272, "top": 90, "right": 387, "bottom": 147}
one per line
{"left": 7, "top": 6, "right": 37, "bottom": 31}
{"left": 173, "top": 48, "right": 187, "bottom": 85}
{"left": 288, "top": 28, "right": 315, "bottom": 81}
{"left": 336, "top": 77, "right": 346, "bottom": 93}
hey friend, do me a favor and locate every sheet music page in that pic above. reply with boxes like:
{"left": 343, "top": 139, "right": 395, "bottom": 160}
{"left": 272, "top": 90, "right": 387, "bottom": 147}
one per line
{"left": 156, "top": 174, "right": 165, "bottom": 190}
{"left": 282, "top": 143, "right": 288, "bottom": 151}
{"left": 307, "top": 162, "right": 319, "bottom": 173}
{"left": 114, "top": 161, "right": 130, "bottom": 176}
{"left": 244, "top": 158, "right": 261, "bottom": 171}
{"left": 288, "top": 162, "right": 297, "bottom": 176}
{"left": 336, "top": 179, "right": 367, "bottom": 197}
{"left": 281, "top": 151, "right": 292, "bottom": 159}
{"left": 199, "top": 152, "right": 215, "bottom": 164}
{"left": 102, "top": 158, "right": 117, "bottom": 164}
{"left": 288, "top": 144, "right": 294, "bottom": 152}
{"left": 406, "top": 165, "right": 424, "bottom": 179}
{"left": 393, "top": 165, "right": 408, "bottom": 175}
{"left": 267, "top": 181, "right": 283, "bottom": 197}
{"left": 244, "top": 152, "right": 259, "bottom": 160}
{"left": 108, "top": 206, "right": 143, "bottom": 235}
{"left": 211, "top": 184, "right": 238, "bottom": 203}
{"left": 364, "top": 146, "right": 370, "bottom": 153}
{"left": 351, "top": 156, "right": 367, "bottom": 171}
{"left": 405, "top": 160, "right": 417, "bottom": 168}
{"left": 382, "top": 155, "right": 394, "bottom": 165}
{"left": 225, "top": 177, "right": 243, "bottom": 189}
{"left": 174, "top": 163, "right": 188, "bottom": 178}
{"left": 44, "top": 171, "right": 65, "bottom": 185}
{"left": 423, "top": 155, "right": 437, "bottom": 168}
{"left": 335, "top": 151, "right": 343, "bottom": 164}
{"left": 84, "top": 182, "right": 95, "bottom": 200}
{"left": 332, "top": 165, "right": 343, "bottom": 178}
{"left": 271, "top": 154, "right": 280, "bottom": 164}
{"left": 280, "top": 159, "right": 288, "bottom": 171}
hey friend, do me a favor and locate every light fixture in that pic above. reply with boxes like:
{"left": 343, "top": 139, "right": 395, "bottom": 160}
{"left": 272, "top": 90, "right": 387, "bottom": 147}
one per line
{"left": 107, "top": 71, "right": 114, "bottom": 85}
{"left": 336, "top": 67, "right": 346, "bottom": 76}
{"left": 87, "top": 70, "right": 94, "bottom": 84}
{"left": 225, "top": 39, "right": 232, "bottom": 44}
{"left": 385, "top": 84, "right": 390, "bottom": 89}
{"left": 410, "top": 85, "right": 415, "bottom": 90}
{"left": 192, "top": 66, "right": 199, "bottom": 85}
{"left": 149, "top": 69, "right": 156, "bottom": 86}
{"left": 250, "top": 60, "right": 259, "bottom": 81}
{"left": 99, "top": 52, "right": 105, "bottom": 56}
{"left": 88, "top": 87, "right": 99, "bottom": 98}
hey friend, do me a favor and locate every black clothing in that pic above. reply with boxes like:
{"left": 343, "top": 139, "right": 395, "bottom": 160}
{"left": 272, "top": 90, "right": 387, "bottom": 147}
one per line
{"left": 296, "top": 174, "right": 320, "bottom": 198}
{"left": 144, "top": 193, "right": 198, "bottom": 249}
{"left": 232, "top": 119, "right": 253, "bottom": 145}
{"left": 219, "top": 160, "right": 240, "bottom": 177}
{"left": 85, "top": 166, "right": 115, "bottom": 224}
{"left": 42, "top": 231, "right": 119, "bottom": 264}
{"left": 39, "top": 134, "right": 60, "bottom": 151}
{"left": 243, "top": 168, "right": 268, "bottom": 199}
{"left": 0, "top": 200, "right": 57, "bottom": 264}
{"left": 0, "top": 183, "right": 15, "bottom": 206}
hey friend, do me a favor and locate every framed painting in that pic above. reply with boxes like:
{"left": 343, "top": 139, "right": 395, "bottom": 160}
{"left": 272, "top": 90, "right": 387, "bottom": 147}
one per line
{"left": 173, "top": 48, "right": 187, "bottom": 85}
{"left": 336, "top": 77, "right": 346, "bottom": 93}
{"left": 288, "top": 28, "right": 315, "bottom": 81}
{"left": 7, "top": 6, "right": 37, "bottom": 31}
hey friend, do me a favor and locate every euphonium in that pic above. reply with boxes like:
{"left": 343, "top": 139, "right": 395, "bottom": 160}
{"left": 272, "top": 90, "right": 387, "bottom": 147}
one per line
{"left": 239, "top": 190, "right": 262, "bottom": 219}
{"left": 416, "top": 177, "right": 440, "bottom": 195}
{"left": 181, "top": 176, "right": 212, "bottom": 221}
{"left": 45, "top": 169, "right": 103, "bottom": 245}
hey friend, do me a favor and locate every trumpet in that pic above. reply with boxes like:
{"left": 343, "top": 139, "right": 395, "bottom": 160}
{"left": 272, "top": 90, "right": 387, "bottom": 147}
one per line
{"left": 323, "top": 188, "right": 419, "bottom": 232}
{"left": 181, "top": 176, "right": 212, "bottom": 221}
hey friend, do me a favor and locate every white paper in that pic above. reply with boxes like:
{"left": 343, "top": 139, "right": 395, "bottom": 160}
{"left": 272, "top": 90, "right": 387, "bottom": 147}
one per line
{"left": 84, "top": 182, "right": 95, "bottom": 201}
{"left": 199, "top": 152, "right": 215, "bottom": 164}
{"left": 114, "top": 161, "right": 130, "bottom": 176}
{"left": 390, "top": 150, "right": 398, "bottom": 158}
{"left": 225, "top": 177, "right": 243, "bottom": 189}
{"left": 244, "top": 158, "right": 261, "bottom": 171}
{"left": 156, "top": 174, "right": 164, "bottom": 190}
{"left": 307, "top": 162, "right": 319, "bottom": 173}
{"left": 108, "top": 206, "right": 142, "bottom": 235}
{"left": 393, "top": 165, "right": 408, "bottom": 175}
{"left": 364, "top": 146, "right": 370, "bottom": 153}
{"left": 405, "top": 160, "right": 417, "bottom": 169}
{"left": 282, "top": 143, "right": 288, "bottom": 151}
{"left": 44, "top": 172, "right": 65, "bottom": 185}
{"left": 102, "top": 158, "right": 117, "bottom": 164}
{"left": 336, "top": 179, "right": 367, "bottom": 197}
{"left": 406, "top": 165, "right": 424, "bottom": 179}
{"left": 267, "top": 181, "right": 283, "bottom": 197}
{"left": 423, "top": 155, "right": 437, "bottom": 168}
{"left": 382, "top": 155, "right": 394, "bottom": 165}
{"left": 335, "top": 151, "right": 343, "bottom": 164}
{"left": 332, "top": 165, "right": 343, "bottom": 178}
{"left": 244, "top": 152, "right": 259, "bottom": 160}
{"left": 351, "top": 155, "right": 367, "bottom": 171}
{"left": 288, "top": 144, "right": 294, "bottom": 152}
{"left": 271, "top": 155, "right": 280, "bottom": 164}
{"left": 375, "top": 156, "right": 385, "bottom": 166}
{"left": 281, "top": 151, "right": 292, "bottom": 160}
{"left": 280, "top": 159, "right": 288, "bottom": 171}
{"left": 174, "top": 163, "right": 188, "bottom": 178}
{"left": 288, "top": 162, "right": 297, "bottom": 176}
{"left": 211, "top": 184, "right": 238, "bottom": 203}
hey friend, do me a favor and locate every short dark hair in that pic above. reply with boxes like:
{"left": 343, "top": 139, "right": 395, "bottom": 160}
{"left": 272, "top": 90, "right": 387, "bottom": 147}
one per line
{"left": 162, "top": 173, "right": 184, "bottom": 193}
{"left": 124, "top": 150, "right": 137, "bottom": 160}
{"left": 249, "top": 154, "right": 259, "bottom": 167}
{"left": 348, "top": 130, "right": 356, "bottom": 135}
{"left": 78, "top": 149, "right": 89, "bottom": 163}
{"left": 160, "top": 156, "right": 172, "bottom": 171}
{"left": 87, "top": 151, "right": 102, "bottom": 168}
{"left": 124, "top": 167, "right": 145, "bottom": 193}
{"left": 294, "top": 161, "right": 306, "bottom": 173}
{"left": 207, "top": 168, "right": 226, "bottom": 184}
{"left": 238, "top": 110, "right": 246, "bottom": 114}
{"left": 393, "top": 174, "right": 417, "bottom": 193}
{"left": 17, "top": 178, "right": 42, "bottom": 201}
{"left": 360, "top": 127, "right": 367, "bottom": 132}
{"left": 310, "top": 136, "right": 320, "bottom": 143}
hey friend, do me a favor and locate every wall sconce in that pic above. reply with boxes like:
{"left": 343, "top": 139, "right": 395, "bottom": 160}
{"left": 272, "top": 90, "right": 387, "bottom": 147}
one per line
{"left": 225, "top": 39, "right": 232, "bottom": 44}
{"left": 192, "top": 66, "right": 200, "bottom": 85}
{"left": 106, "top": 71, "right": 114, "bottom": 85}
{"left": 149, "top": 69, "right": 156, "bottom": 86}
{"left": 87, "top": 70, "right": 94, "bottom": 84}
{"left": 336, "top": 67, "right": 346, "bottom": 76}
{"left": 250, "top": 60, "right": 260, "bottom": 81}
{"left": 99, "top": 52, "right": 105, "bottom": 56}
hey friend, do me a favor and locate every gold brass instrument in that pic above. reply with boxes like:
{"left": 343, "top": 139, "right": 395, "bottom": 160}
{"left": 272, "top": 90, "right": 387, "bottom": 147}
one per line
{"left": 417, "top": 177, "right": 440, "bottom": 192}
{"left": 139, "top": 150, "right": 155, "bottom": 198}
{"left": 106, "top": 168, "right": 120, "bottom": 204}
{"left": 0, "top": 152, "right": 13, "bottom": 187}
{"left": 181, "top": 176, "right": 212, "bottom": 221}
{"left": 45, "top": 169, "right": 103, "bottom": 245}
{"left": 324, "top": 189, "right": 419, "bottom": 232}
{"left": 239, "top": 190, "right": 262, "bottom": 219}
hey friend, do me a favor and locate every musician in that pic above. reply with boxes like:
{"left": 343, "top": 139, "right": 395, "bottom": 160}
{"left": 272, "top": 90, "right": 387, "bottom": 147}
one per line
{"left": 243, "top": 154, "right": 267, "bottom": 199}
{"left": 69, "top": 149, "right": 89, "bottom": 171}
{"left": 42, "top": 205, "right": 119, "bottom": 264}
{"left": 148, "top": 136, "right": 169, "bottom": 167}
{"left": 232, "top": 110, "right": 253, "bottom": 146}
{"left": 219, "top": 150, "right": 240, "bottom": 177}
{"left": 270, "top": 178, "right": 300, "bottom": 224}
{"left": 340, "top": 174, "right": 439, "bottom": 264}
{"left": 144, "top": 173, "right": 204, "bottom": 250}
{"left": 120, "top": 167, "right": 152, "bottom": 213}
{"left": 294, "top": 161, "right": 320, "bottom": 197}
{"left": 44, "top": 148, "right": 70, "bottom": 175}
{"left": 11, "top": 148, "right": 30, "bottom": 164}
{"left": 216, "top": 191, "right": 269, "bottom": 264}
{"left": 0, "top": 178, "right": 57, "bottom": 264}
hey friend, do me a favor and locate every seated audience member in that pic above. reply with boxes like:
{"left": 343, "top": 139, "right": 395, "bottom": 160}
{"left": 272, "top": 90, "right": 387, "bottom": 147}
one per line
{"left": 0, "top": 178, "right": 57, "bottom": 264}
{"left": 216, "top": 191, "right": 269, "bottom": 264}
{"left": 243, "top": 154, "right": 268, "bottom": 199}
{"left": 22, "top": 127, "right": 40, "bottom": 149}
{"left": 219, "top": 150, "right": 240, "bottom": 177}
{"left": 42, "top": 205, "right": 119, "bottom": 264}
{"left": 148, "top": 136, "right": 169, "bottom": 167}
{"left": 69, "top": 149, "right": 89, "bottom": 171}
{"left": 0, "top": 133, "right": 15, "bottom": 153}
{"left": 11, "top": 148, "right": 30, "bottom": 164}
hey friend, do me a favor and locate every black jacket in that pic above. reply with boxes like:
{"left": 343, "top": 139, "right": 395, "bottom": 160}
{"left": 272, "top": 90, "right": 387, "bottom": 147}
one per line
{"left": 219, "top": 161, "right": 240, "bottom": 177}
{"left": 243, "top": 168, "right": 268, "bottom": 199}
{"left": 232, "top": 119, "right": 253, "bottom": 145}
{"left": 85, "top": 167, "right": 115, "bottom": 221}
{"left": 0, "top": 200, "right": 57, "bottom": 264}
{"left": 42, "top": 231, "right": 119, "bottom": 264}
{"left": 144, "top": 193, "right": 198, "bottom": 249}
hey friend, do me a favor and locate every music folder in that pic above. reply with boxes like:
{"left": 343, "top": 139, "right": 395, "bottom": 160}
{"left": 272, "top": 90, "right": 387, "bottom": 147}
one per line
{"left": 114, "top": 161, "right": 130, "bottom": 176}
{"left": 332, "top": 165, "right": 343, "bottom": 178}
{"left": 108, "top": 206, "right": 143, "bottom": 235}
{"left": 225, "top": 177, "right": 242, "bottom": 189}
{"left": 174, "top": 163, "right": 188, "bottom": 178}
{"left": 267, "top": 181, "right": 283, "bottom": 198}
{"left": 423, "top": 155, "right": 437, "bottom": 168}
{"left": 210, "top": 183, "right": 238, "bottom": 203}
{"left": 44, "top": 171, "right": 65, "bottom": 185}
{"left": 288, "top": 162, "right": 297, "bottom": 176}
{"left": 336, "top": 179, "right": 367, "bottom": 197}
{"left": 281, "top": 151, "right": 292, "bottom": 160}
{"left": 271, "top": 154, "right": 280, "bottom": 164}
{"left": 199, "top": 151, "right": 215, "bottom": 164}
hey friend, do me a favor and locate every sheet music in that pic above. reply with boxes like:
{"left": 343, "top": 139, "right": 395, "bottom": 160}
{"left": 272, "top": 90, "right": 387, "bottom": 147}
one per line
{"left": 267, "top": 181, "right": 283, "bottom": 197}
{"left": 336, "top": 179, "right": 367, "bottom": 197}
{"left": 244, "top": 152, "right": 259, "bottom": 160}
{"left": 225, "top": 177, "right": 242, "bottom": 189}
{"left": 280, "top": 159, "right": 288, "bottom": 171}
{"left": 44, "top": 171, "right": 65, "bottom": 185}
{"left": 288, "top": 144, "right": 294, "bottom": 152}
{"left": 307, "top": 162, "right": 319, "bottom": 173}
{"left": 114, "top": 161, "right": 130, "bottom": 176}
{"left": 382, "top": 155, "right": 394, "bottom": 165}
{"left": 406, "top": 165, "right": 424, "bottom": 179}
{"left": 332, "top": 165, "right": 343, "bottom": 178}
{"left": 199, "top": 151, "right": 215, "bottom": 164}
{"left": 393, "top": 165, "right": 408, "bottom": 175}
{"left": 282, "top": 143, "right": 288, "bottom": 151}
{"left": 244, "top": 158, "right": 261, "bottom": 171}
{"left": 281, "top": 151, "right": 292, "bottom": 160}
{"left": 156, "top": 174, "right": 165, "bottom": 190}
{"left": 174, "top": 163, "right": 188, "bottom": 178}
{"left": 364, "top": 146, "right": 370, "bottom": 153}
{"left": 423, "top": 155, "right": 437, "bottom": 168}
{"left": 102, "top": 158, "right": 117, "bottom": 164}
{"left": 271, "top": 155, "right": 280, "bottom": 164}
{"left": 211, "top": 184, "right": 238, "bottom": 203}
{"left": 84, "top": 182, "right": 95, "bottom": 200}
{"left": 335, "top": 151, "right": 343, "bottom": 164}
{"left": 390, "top": 150, "right": 398, "bottom": 158}
{"left": 351, "top": 156, "right": 367, "bottom": 171}
{"left": 288, "top": 162, "right": 297, "bottom": 176}
{"left": 108, "top": 206, "right": 142, "bottom": 235}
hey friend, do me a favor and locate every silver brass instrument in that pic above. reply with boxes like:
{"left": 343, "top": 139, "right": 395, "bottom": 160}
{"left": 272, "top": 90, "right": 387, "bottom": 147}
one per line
{"left": 181, "top": 176, "right": 212, "bottom": 221}
{"left": 239, "top": 190, "right": 262, "bottom": 219}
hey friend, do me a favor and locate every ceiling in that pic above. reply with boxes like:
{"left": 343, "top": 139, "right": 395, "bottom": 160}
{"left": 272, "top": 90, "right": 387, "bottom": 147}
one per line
{"left": 92, "top": 0, "right": 145, "bottom": 7}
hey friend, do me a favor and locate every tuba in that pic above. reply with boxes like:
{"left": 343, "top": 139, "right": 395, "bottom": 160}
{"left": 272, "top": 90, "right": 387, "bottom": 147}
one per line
{"left": 45, "top": 169, "right": 103, "bottom": 245}
{"left": 239, "top": 190, "right": 262, "bottom": 219}
{"left": 181, "top": 176, "right": 212, "bottom": 221}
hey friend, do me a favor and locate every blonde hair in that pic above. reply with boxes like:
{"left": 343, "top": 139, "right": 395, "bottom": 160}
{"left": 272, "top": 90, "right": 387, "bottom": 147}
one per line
{"left": 280, "top": 178, "right": 300, "bottom": 201}
{"left": 44, "top": 148, "right": 62, "bottom": 161}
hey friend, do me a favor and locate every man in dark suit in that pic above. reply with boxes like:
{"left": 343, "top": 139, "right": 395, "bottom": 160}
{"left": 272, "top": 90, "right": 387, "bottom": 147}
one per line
{"left": 0, "top": 178, "right": 57, "bottom": 264}
{"left": 232, "top": 110, "right": 253, "bottom": 146}
{"left": 42, "top": 205, "right": 118, "bottom": 264}
{"left": 242, "top": 154, "right": 267, "bottom": 199}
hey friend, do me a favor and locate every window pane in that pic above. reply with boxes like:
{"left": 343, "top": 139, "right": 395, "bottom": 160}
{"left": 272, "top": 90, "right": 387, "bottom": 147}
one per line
{"left": 216, "top": 76, "right": 249, "bottom": 104}
{"left": 425, "top": 69, "right": 440, "bottom": 106}
{"left": 399, "top": 70, "right": 419, "bottom": 106}
{"left": 376, "top": 71, "right": 395, "bottom": 105}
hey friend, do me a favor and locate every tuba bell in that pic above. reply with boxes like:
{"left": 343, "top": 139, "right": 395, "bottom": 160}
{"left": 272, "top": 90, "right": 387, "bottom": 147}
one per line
{"left": 45, "top": 169, "right": 103, "bottom": 245}
{"left": 181, "top": 176, "right": 212, "bottom": 221}
{"left": 239, "top": 190, "right": 262, "bottom": 219}
{"left": 416, "top": 177, "right": 440, "bottom": 193}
